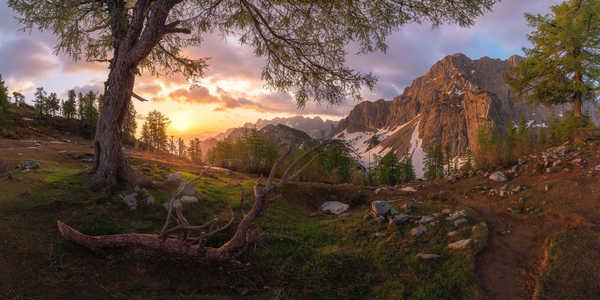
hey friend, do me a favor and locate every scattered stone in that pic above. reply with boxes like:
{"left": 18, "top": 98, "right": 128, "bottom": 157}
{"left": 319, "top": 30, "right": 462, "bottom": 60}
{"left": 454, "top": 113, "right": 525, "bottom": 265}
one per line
{"left": 416, "top": 253, "right": 440, "bottom": 259}
{"left": 445, "top": 175, "right": 457, "bottom": 184}
{"left": 400, "top": 186, "right": 417, "bottom": 192}
{"left": 447, "top": 239, "right": 472, "bottom": 249}
{"left": 182, "top": 184, "right": 196, "bottom": 196}
{"left": 447, "top": 231, "right": 459, "bottom": 237}
{"left": 419, "top": 215, "right": 435, "bottom": 224}
{"left": 389, "top": 208, "right": 400, "bottom": 216}
{"left": 402, "top": 203, "right": 413, "bottom": 211}
{"left": 454, "top": 218, "right": 467, "bottom": 227}
{"left": 472, "top": 222, "right": 487, "bottom": 233}
{"left": 319, "top": 201, "right": 349, "bottom": 215}
{"left": 510, "top": 165, "right": 518, "bottom": 173}
{"left": 145, "top": 195, "right": 155, "bottom": 205}
{"left": 518, "top": 158, "right": 527, "bottom": 165}
{"left": 570, "top": 158, "right": 583, "bottom": 165}
{"left": 81, "top": 158, "right": 93, "bottom": 163}
{"left": 167, "top": 172, "right": 183, "bottom": 184}
{"left": 162, "top": 200, "right": 182, "bottom": 210}
{"left": 552, "top": 160, "right": 562, "bottom": 167}
{"left": 371, "top": 201, "right": 391, "bottom": 216}
{"left": 22, "top": 160, "right": 39, "bottom": 169}
{"left": 363, "top": 214, "right": 372, "bottom": 221}
{"left": 499, "top": 190, "right": 509, "bottom": 197}
{"left": 30, "top": 142, "right": 41, "bottom": 148}
{"left": 375, "top": 216, "right": 386, "bottom": 223}
{"left": 446, "top": 210, "right": 467, "bottom": 221}
{"left": 180, "top": 195, "right": 198, "bottom": 203}
{"left": 374, "top": 187, "right": 387, "bottom": 195}
{"left": 594, "top": 164, "right": 600, "bottom": 171}
{"left": 512, "top": 185, "right": 525, "bottom": 193}
{"left": 544, "top": 184, "right": 552, "bottom": 192}
{"left": 410, "top": 225, "right": 427, "bottom": 236}
{"left": 489, "top": 171, "right": 508, "bottom": 182}
{"left": 389, "top": 214, "right": 411, "bottom": 224}
{"left": 432, "top": 212, "right": 442, "bottom": 218}
{"left": 441, "top": 208, "right": 452, "bottom": 214}
{"left": 375, "top": 232, "right": 386, "bottom": 238}
{"left": 121, "top": 193, "right": 138, "bottom": 210}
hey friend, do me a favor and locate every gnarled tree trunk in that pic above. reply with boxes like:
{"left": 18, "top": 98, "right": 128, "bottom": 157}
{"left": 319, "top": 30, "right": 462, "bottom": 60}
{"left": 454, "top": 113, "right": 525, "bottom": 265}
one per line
{"left": 88, "top": 64, "right": 141, "bottom": 190}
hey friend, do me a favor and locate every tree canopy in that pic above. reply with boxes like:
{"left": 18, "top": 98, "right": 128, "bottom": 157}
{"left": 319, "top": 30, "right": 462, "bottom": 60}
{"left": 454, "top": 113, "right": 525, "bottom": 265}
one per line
{"left": 506, "top": 0, "right": 600, "bottom": 116}
{"left": 9, "top": 0, "right": 498, "bottom": 106}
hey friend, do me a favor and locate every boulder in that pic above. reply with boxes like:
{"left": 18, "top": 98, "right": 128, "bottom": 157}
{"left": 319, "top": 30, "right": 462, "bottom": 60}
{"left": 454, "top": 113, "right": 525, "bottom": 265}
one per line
{"left": 371, "top": 201, "right": 391, "bottom": 216}
{"left": 180, "top": 195, "right": 198, "bottom": 203}
{"left": 167, "top": 172, "right": 183, "bottom": 184}
{"left": 418, "top": 215, "right": 435, "bottom": 224}
{"left": 389, "top": 208, "right": 400, "bottom": 216}
{"left": 454, "top": 218, "right": 467, "bottom": 226}
{"left": 363, "top": 214, "right": 373, "bottom": 221}
{"left": 389, "top": 213, "right": 411, "bottom": 225}
{"left": 22, "top": 160, "right": 40, "bottom": 169}
{"left": 182, "top": 184, "right": 196, "bottom": 196}
{"left": 400, "top": 186, "right": 417, "bottom": 192}
{"left": 416, "top": 253, "right": 440, "bottom": 259}
{"left": 122, "top": 193, "right": 138, "bottom": 210}
{"left": 375, "top": 216, "right": 386, "bottom": 223}
{"left": 446, "top": 210, "right": 467, "bottom": 221}
{"left": 410, "top": 225, "right": 427, "bottom": 236}
{"left": 162, "top": 200, "right": 182, "bottom": 210}
{"left": 319, "top": 201, "right": 349, "bottom": 215}
{"left": 489, "top": 171, "right": 508, "bottom": 182}
{"left": 447, "top": 239, "right": 472, "bottom": 249}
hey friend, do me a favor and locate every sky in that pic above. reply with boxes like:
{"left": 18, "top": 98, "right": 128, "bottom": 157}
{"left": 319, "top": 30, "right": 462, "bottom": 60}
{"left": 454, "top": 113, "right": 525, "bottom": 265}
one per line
{"left": 0, "top": 0, "right": 562, "bottom": 139}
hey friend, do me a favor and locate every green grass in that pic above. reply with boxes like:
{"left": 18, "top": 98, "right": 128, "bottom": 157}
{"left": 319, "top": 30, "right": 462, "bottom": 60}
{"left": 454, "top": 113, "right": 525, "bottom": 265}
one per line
{"left": 534, "top": 229, "right": 600, "bottom": 300}
{"left": 0, "top": 160, "right": 488, "bottom": 299}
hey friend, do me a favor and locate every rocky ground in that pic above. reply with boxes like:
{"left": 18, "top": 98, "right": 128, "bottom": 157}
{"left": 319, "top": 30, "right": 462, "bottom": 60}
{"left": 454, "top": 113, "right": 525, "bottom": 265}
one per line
{"left": 1, "top": 112, "right": 600, "bottom": 299}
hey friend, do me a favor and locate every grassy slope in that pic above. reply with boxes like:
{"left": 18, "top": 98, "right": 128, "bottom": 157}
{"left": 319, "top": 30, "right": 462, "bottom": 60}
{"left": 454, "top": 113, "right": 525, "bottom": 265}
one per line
{"left": 0, "top": 142, "right": 488, "bottom": 299}
{"left": 534, "top": 229, "right": 600, "bottom": 300}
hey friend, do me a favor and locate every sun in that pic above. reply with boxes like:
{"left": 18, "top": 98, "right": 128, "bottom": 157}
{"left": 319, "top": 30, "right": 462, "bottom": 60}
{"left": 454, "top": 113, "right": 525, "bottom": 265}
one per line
{"left": 172, "top": 119, "right": 189, "bottom": 132}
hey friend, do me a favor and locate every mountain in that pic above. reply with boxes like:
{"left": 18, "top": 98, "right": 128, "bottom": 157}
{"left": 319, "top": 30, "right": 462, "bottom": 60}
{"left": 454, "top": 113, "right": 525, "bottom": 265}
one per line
{"left": 334, "top": 53, "right": 599, "bottom": 178}
{"left": 198, "top": 123, "right": 315, "bottom": 160}
{"left": 244, "top": 116, "right": 338, "bottom": 139}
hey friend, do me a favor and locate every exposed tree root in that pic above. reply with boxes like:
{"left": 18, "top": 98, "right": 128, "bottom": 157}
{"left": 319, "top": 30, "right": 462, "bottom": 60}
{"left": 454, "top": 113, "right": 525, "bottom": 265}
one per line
{"left": 60, "top": 141, "right": 333, "bottom": 262}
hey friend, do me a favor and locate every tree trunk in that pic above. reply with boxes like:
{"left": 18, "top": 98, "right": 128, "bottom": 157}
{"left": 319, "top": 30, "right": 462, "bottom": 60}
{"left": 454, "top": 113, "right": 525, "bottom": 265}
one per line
{"left": 573, "top": 71, "right": 583, "bottom": 117}
{"left": 88, "top": 63, "right": 143, "bottom": 190}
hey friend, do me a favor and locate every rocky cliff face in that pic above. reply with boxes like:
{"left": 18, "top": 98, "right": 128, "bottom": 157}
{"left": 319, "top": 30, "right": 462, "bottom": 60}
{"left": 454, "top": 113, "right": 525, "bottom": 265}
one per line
{"left": 334, "top": 53, "right": 599, "bottom": 177}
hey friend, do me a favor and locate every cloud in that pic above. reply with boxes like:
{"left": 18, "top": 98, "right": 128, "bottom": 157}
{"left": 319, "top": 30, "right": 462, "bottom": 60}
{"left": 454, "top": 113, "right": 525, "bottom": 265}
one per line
{"left": 0, "top": 38, "right": 59, "bottom": 81}
{"left": 71, "top": 81, "right": 104, "bottom": 96}
{"left": 169, "top": 85, "right": 220, "bottom": 104}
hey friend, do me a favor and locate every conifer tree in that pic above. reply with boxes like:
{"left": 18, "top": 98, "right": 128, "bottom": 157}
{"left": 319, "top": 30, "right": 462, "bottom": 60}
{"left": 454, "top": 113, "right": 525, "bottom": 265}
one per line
{"left": 506, "top": 0, "right": 600, "bottom": 117}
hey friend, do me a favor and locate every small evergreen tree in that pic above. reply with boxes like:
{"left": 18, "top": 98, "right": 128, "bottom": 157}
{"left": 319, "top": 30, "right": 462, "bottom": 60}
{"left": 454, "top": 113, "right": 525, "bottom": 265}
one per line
{"left": 424, "top": 144, "right": 444, "bottom": 180}
{"left": 61, "top": 90, "right": 76, "bottom": 119}
{"left": 12, "top": 92, "right": 25, "bottom": 108}
{"left": 0, "top": 74, "right": 9, "bottom": 117}
{"left": 34, "top": 87, "right": 47, "bottom": 119}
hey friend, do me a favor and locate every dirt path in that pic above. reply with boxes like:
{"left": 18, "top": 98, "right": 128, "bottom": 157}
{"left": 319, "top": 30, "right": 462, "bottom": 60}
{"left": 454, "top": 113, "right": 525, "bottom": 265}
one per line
{"left": 462, "top": 199, "right": 577, "bottom": 300}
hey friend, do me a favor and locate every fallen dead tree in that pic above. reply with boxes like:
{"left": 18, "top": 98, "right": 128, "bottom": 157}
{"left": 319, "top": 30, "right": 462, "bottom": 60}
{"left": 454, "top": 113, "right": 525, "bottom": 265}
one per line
{"left": 57, "top": 141, "right": 331, "bottom": 262}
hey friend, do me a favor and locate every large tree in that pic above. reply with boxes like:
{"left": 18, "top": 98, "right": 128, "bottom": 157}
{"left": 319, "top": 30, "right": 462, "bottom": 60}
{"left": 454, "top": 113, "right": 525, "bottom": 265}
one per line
{"left": 9, "top": 0, "right": 498, "bottom": 190}
{"left": 506, "top": 0, "right": 600, "bottom": 117}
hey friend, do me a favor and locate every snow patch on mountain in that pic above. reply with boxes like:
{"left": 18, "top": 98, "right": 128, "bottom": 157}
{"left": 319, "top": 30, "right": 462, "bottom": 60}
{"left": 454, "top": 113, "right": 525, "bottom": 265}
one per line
{"left": 408, "top": 121, "right": 426, "bottom": 179}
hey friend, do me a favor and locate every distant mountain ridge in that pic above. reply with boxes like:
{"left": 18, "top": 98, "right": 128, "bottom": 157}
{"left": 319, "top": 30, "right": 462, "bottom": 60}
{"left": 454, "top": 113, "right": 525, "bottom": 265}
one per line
{"left": 244, "top": 116, "right": 338, "bottom": 139}
{"left": 333, "top": 53, "right": 599, "bottom": 178}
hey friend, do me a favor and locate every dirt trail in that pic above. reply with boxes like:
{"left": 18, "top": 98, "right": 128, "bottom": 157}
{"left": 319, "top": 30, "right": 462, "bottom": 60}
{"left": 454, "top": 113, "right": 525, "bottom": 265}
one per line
{"left": 462, "top": 198, "right": 580, "bottom": 300}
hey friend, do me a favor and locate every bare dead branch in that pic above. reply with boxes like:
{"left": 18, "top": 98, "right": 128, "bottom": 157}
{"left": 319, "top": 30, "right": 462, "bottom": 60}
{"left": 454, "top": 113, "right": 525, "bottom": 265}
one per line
{"left": 132, "top": 92, "right": 150, "bottom": 102}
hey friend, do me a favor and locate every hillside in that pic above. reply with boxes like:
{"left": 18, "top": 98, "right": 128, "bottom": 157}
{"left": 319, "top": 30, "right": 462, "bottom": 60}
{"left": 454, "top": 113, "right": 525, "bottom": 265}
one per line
{"left": 334, "top": 54, "right": 600, "bottom": 174}
{"left": 1, "top": 110, "right": 600, "bottom": 299}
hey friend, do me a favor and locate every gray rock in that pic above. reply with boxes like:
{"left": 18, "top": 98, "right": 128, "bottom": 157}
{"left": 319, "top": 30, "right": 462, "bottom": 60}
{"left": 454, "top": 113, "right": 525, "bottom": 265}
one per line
{"left": 145, "top": 195, "right": 155, "bottom": 205}
{"left": 371, "top": 201, "right": 391, "bottom": 216}
{"left": 167, "top": 172, "right": 183, "bottom": 184}
{"left": 489, "top": 171, "right": 508, "bottom": 182}
{"left": 499, "top": 190, "right": 509, "bottom": 197}
{"left": 180, "top": 195, "right": 198, "bottom": 203}
{"left": 375, "top": 216, "right": 386, "bottom": 223}
{"left": 400, "top": 186, "right": 417, "bottom": 192}
{"left": 389, "top": 208, "right": 400, "bottom": 216}
{"left": 432, "top": 212, "right": 442, "bottom": 218}
{"left": 319, "top": 201, "right": 349, "bottom": 215}
{"left": 375, "top": 232, "right": 386, "bottom": 238}
{"left": 447, "top": 231, "right": 459, "bottom": 237}
{"left": 363, "top": 214, "right": 373, "bottom": 221}
{"left": 22, "top": 160, "right": 40, "bottom": 169}
{"left": 454, "top": 218, "right": 467, "bottom": 226}
{"left": 448, "top": 239, "right": 472, "bottom": 249}
{"left": 446, "top": 210, "right": 467, "bottom": 221}
{"left": 402, "top": 203, "right": 413, "bottom": 211}
{"left": 512, "top": 185, "right": 525, "bottom": 193}
{"left": 162, "top": 200, "right": 182, "bottom": 210}
{"left": 510, "top": 165, "right": 518, "bottom": 173}
{"left": 441, "top": 208, "right": 452, "bottom": 214}
{"left": 389, "top": 213, "right": 411, "bottom": 225}
{"left": 518, "top": 158, "right": 527, "bottom": 165}
{"left": 419, "top": 215, "right": 435, "bottom": 224}
{"left": 122, "top": 193, "right": 138, "bottom": 210}
{"left": 410, "top": 225, "right": 427, "bottom": 236}
{"left": 416, "top": 253, "right": 440, "bottom": 259}
{"left": 182, "top": 184, "right": 196, "bottom": 196}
